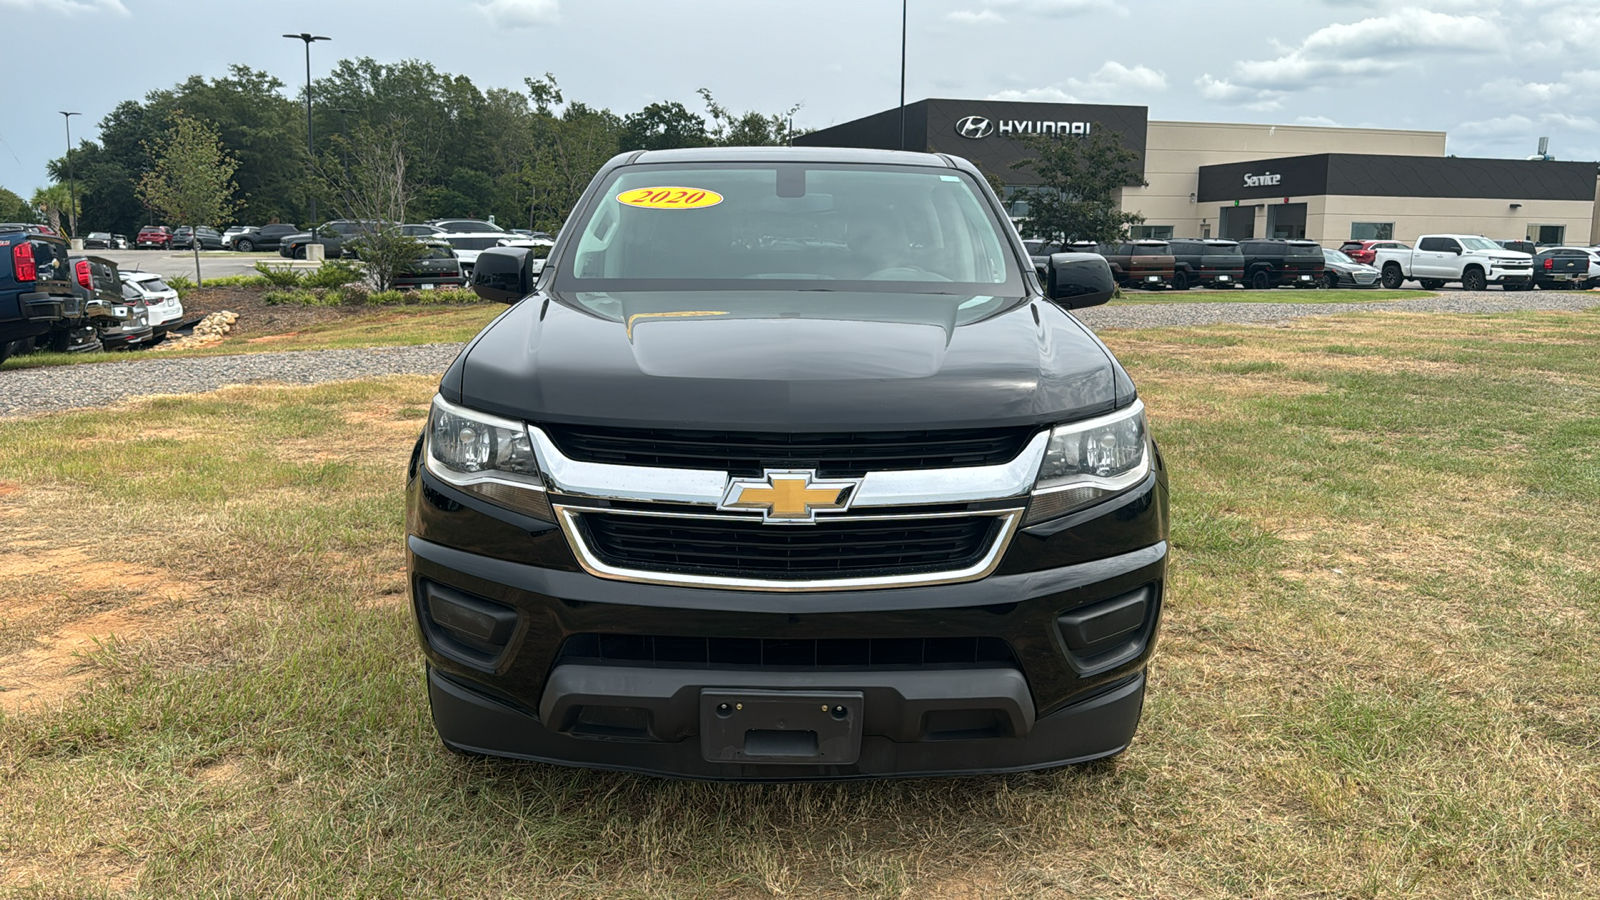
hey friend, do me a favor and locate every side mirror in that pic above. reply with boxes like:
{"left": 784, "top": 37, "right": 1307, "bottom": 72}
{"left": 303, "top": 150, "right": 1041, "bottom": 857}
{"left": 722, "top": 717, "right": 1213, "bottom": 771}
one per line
{"left": 1046, "top": 252, "right": 1116, "bottom": 308}
{"left": 471, "top": 247, "right": 534, "bottom": 304}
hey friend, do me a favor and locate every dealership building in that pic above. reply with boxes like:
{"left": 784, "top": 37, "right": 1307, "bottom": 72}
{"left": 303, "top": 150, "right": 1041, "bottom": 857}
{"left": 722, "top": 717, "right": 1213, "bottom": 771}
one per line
{"left": 795, "top": 99, "right": 1600, "bottom": 247}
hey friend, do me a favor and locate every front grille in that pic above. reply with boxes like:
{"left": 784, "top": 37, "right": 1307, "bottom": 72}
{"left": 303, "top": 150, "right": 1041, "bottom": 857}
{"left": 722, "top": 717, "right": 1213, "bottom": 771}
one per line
{"left": 558, "top": 633, "right": 1018, "bottom": 669}
{"left": 542, "top": 424, "right": 1036, "bottom": 477}
{"left": 578, "top": 513, "right": 999, "bottom": 579}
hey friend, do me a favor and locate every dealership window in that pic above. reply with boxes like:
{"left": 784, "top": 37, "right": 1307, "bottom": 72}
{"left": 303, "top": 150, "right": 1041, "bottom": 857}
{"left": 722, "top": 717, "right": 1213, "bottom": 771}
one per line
{"left": 1130, "top": 225, "right": 1173, "bottom": 240}
{"left": 1350, "top": 222, "right": 1394, "bottom": 240}
{"left": 1527, "top": 224, "right": 1565, "bottom": 245}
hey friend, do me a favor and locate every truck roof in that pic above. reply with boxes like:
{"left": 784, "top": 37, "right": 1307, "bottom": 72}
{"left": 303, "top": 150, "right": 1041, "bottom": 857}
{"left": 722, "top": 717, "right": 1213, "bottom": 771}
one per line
{"left": 630, "top": 146, "right": 959, "bottom": 168}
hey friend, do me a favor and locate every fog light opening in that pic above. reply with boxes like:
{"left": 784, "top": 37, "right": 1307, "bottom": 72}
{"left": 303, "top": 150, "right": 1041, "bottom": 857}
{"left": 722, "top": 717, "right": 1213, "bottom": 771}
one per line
{"left": 422, "top": 581, "right": 519, "bottom": 661}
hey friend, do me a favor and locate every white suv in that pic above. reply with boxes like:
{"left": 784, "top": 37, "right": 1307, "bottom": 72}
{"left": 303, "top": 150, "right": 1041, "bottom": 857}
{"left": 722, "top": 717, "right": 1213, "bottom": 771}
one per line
{"left": 119, "top": 272, "right": 185, "bottom": 335}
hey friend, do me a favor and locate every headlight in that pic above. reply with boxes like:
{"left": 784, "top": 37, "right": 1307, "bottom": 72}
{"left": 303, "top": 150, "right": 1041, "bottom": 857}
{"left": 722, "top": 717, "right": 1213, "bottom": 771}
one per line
{"left": 1026, "top": 400, "right": 1150, "bottom": 524}
{"left": 424, "top": 394, "right": 552, "bottom": 520}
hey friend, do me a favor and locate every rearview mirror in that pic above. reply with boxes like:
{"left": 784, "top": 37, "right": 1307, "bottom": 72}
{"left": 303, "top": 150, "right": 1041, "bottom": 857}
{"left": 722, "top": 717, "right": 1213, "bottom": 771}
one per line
{"left": 1046, "top": 252, "right": 1116, "bottom": 309}
{"left": 471, "top": 247, "right": 534, "bottom": 304}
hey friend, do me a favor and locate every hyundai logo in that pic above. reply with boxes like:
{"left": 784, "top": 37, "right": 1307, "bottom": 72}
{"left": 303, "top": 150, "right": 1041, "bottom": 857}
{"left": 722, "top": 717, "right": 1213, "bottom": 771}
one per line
{"left": 954, "top": 115, "right": 994, "bottom": 139}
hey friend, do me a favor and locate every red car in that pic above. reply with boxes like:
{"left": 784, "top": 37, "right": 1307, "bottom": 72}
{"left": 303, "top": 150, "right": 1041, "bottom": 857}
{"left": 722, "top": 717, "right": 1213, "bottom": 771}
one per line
{"left": 135, "top": 225, "right": 172, "bottom": 250}
{"left": 1338, "top": 239, "right": 1409, "bottom": 266}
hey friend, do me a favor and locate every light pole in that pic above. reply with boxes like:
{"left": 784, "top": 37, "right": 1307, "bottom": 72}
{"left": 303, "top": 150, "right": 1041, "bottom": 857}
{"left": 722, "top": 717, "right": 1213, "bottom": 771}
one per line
{"left": 283, "top": 32, "right": 331, "bottom": 228}
{"left": 59, "top": 111, "right": 81, "bottom": 240}
{"left": 898, "top": 0, "right": 907, "bottom": 151}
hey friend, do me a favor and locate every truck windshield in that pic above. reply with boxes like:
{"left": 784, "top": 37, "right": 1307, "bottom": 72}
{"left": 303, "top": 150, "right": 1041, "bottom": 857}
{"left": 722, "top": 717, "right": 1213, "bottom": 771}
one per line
{"left": 1459, "top": 237, "right": 1501, "bottom": 252}
{"left": 556, "top": 163, "right": 1018, "bottom": 293}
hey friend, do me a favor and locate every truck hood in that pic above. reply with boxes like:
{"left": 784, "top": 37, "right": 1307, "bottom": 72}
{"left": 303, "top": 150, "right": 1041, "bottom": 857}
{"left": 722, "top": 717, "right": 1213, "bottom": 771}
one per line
{"left": 452, "top": 290, "right": 1123, "bottom": 431}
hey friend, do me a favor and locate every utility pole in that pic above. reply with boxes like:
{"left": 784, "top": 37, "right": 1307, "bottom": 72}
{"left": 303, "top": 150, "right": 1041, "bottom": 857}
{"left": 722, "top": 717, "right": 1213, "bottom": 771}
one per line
{"left": 284, "top": 33, "right": 331, "bottom": 228}
{"left": 59, "top": 111, "right": 81, "bottom": 241}
{"left": 898, "top": 0, "right": 907, "bottom": 151}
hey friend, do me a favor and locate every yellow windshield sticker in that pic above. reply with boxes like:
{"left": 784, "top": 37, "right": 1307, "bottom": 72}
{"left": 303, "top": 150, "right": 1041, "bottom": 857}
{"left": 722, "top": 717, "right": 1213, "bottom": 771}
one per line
{"left": 617, "top": 187, "right": 724, "bottom": 210}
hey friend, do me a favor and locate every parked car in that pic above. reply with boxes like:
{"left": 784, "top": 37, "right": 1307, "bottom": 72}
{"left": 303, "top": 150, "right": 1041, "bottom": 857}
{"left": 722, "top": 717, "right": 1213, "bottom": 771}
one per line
{"left": 111, "top": 233, "right": 130, "bottom": 249}
{"left": 0, "top": 224, "right": 72, "bottom": 363}
{"left": 400, "top": 224, "right": 445, "bottom": 238}
{"left": 136, "top": 225, "right": 173, "bottom": 249}
{"left": 222, "top": 226, "right": 251, "bottom": 247}
{"left": 441, "top": 232, "right": 510, "bottom": 275}
{"left": 1530, "top": 246, "right": 1600, "bottom": 290}
{"left": 426, "top": 218, "right": 504, "bottom": 234}
{"left": 1374, "top": 235, "right": 1533, "bottom": 291}
{"left": 1239, "top": 239, "right": 1326, "bottom": 289}
{"left": 1168, "top": 239, "right": 1244, "bottom": 289}
{"left": 82, "top": 232, "right": 117, "bottom": 250}
{"left": 1337, "top": 239, "right": 1409, "bottom": 266}
{"left": 102, "top": 284, "right": 155, "bottom": 349}
{"left": 1321, "top": 248, "right": 1380, "bottom": 288}
{"left": 392, "top": 241, "right": 466, "bottom": 289}
{"left": 279, "top": 220, "right": 389, "bottom": 259}
{"left": 418, "top": 146, "right": 1157, "bottom": 779}
{"left": 172, "top": 225, "right": 225, "bottom": 251}
{"left": 119, "top": 271, "right": 184, "bottom": 336}
{"left": 229, "top": 223, "right": 300, "bottom": 253}
{"left": 1094, "top": 240, "right": 1176, "bottom": 290}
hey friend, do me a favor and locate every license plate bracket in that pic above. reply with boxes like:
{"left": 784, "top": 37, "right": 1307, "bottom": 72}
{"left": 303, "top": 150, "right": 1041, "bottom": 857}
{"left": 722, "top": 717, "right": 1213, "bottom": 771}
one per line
{"left": 700, "top": 689, "right": 863, "bottom": 764}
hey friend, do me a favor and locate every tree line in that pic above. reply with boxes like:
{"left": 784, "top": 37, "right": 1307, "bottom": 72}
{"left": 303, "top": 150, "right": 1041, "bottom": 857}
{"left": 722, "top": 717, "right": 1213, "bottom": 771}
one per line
{"left": 9, "top": 59, "right": 802, "bottom": 236}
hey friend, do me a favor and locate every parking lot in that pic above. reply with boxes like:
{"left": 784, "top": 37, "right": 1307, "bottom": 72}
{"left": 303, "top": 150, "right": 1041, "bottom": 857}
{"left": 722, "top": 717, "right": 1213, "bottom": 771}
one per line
{"left": 95, "top": 249, "right": 310, "bottom": 281}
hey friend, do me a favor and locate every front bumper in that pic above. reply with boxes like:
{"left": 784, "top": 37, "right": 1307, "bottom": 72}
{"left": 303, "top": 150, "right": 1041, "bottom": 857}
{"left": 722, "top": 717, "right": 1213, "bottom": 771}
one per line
{"left": 406, "top": 450, "right": 1168, "bottom": 779}
{"left": 1490, "top": 271, "right": 1532, "bottom": 285}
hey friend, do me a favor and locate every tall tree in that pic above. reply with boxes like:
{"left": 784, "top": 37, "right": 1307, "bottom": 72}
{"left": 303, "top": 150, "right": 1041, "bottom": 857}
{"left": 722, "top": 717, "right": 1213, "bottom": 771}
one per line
{"left": 0, "top": 186, "right": 36, "bottom": 222}
{"left": 697, "top": 90, "right": 802, "bottom": 147}
{"left": 30, "top": 184, "right": 76, "bottom": 234}
{"left": 320, "top": 120, "right": 423, "bottom": 290}
{"left": 617, "top": 101, "right": 708, "bottom": 152}
{"left": 138, "top": 114, "right": 240, "bottom": 286}
{"left": 1009, "top": 129, "right": 1148, "bottom": 244}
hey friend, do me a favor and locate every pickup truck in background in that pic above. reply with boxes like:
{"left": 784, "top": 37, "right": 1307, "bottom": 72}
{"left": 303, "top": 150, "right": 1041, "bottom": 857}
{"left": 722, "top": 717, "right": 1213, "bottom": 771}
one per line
{"left": 1168, "top": 239, "right": 1244, "bottom": 289}
{"left": 1092, "top": 240, "right": 1176, "bottom": 290}
{"left": 1530, "top": 246, "right": 1599, "bottom": 290}
{"left": 1374, "top": 235, "right": 1533, "bottom": 291}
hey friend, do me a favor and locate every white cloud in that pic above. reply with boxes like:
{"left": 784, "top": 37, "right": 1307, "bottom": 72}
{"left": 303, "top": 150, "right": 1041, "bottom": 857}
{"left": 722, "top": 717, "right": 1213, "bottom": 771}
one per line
{"left": 986, "top": 62, "right": 1165, "bottom": 104}
{"left": 948, "top": 0, "right": 1122, "bottom": 22}
{"left": 0, "top": 0, "right": 128, "bottom": 14}
{"left": 946, "top": 9, "right": 1004, "bottom": 24}
{"left": 476, "top": 0, "right": 558, "bottom": 29}
{"left": 1232, "top": 9, "right": 1500, "bottom": 90}
{"left": 1452, "top": 114, "right": 1534, "bottom": 138}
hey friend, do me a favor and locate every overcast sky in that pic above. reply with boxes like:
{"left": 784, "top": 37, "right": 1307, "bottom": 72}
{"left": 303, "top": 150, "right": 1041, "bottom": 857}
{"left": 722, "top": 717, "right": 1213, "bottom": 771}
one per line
{"left": 4, "top": 0, "right": 1597, "bottom": 196}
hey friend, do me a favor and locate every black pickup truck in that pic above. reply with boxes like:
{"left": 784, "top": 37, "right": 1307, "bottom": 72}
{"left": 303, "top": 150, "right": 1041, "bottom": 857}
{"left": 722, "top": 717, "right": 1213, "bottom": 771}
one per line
{"left": 0, "top": 225, "right": 72, "bottom": 364}
{"left": 1168, "top": 239, "right": 1245, "bottom": 289}
{"left": 1530, "top": 247, "right": 1595, "bottom": 290}
{"left": 409, "top": 147, "right": 1168, "bottom": 780}
{"left": 1239, "top": 239, "right": 1325, "bottom": 289}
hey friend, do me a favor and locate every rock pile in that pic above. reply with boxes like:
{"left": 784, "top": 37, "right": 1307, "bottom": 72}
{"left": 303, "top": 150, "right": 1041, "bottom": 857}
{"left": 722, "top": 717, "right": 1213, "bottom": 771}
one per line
{"left": 154, "top": 311, "right": 239, "bottom": 351}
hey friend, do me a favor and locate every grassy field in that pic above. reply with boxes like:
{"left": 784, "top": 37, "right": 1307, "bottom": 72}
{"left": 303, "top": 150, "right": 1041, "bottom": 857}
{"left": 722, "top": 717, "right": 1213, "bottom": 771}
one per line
{"left": 0, "top": 306, "right": 503, "bottom": 371}
{"left": 0, "top": 309, "right": 1597, "bottom": 897}
{"left": 1111, "top": 288, "right": 1435, "bottom": 304}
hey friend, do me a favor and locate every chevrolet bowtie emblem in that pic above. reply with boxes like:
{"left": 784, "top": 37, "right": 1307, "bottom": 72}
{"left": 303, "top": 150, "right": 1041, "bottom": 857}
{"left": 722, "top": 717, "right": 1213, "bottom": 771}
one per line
{"left": 720, "top": 470, "right": 860, "bottom": 524}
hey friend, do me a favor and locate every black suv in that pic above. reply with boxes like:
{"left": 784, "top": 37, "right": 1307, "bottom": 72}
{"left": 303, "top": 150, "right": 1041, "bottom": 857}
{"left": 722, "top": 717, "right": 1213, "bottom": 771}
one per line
{"left": 407, "top": 147, "right": 1168, "bottom": 780}
{"left": 1168, "top": 239, "right": 1245, "bottom": 289}
{"left": 231, "top": 224, "right": 299, "bottom": 253}
{"left": 1238, "top": 238, "right": 1325, "bottom": 289}
{"left": 0, "top": 225, "right": 72, "bottom": 364}
{"left": 280, "top": 220, "right": 388, "bottom": 259}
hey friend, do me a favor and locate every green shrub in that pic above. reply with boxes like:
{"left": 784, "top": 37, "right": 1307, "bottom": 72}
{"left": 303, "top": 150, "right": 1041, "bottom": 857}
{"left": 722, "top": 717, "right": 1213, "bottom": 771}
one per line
{"left": 303, "top": 260, "right": 366, "bottom": 289}
{"left": 193, "top": 274, "right": 270, "bottom": 288}
{"left": 164, "top": 274, "right": 195, "bottom": 292}
{"left": 253, "top": 262, "right": 304, "bottom": 287}
{"left": 367, "top": 290, "right": 407, "bottom": 306}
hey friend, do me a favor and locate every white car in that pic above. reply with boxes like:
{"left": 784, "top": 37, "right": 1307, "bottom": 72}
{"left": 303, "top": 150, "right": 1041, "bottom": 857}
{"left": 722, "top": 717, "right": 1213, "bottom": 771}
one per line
{"left": 222, "top": 226, "right": 251, "bottom": 248}
{"left": 441, "top": 233, "right": 512, "bottom": 275}
{"left": 495, "top": 237, "right": 555, "bottom": 275}
{"left": 119, "top": 271, "right": 185, "bottom": 334}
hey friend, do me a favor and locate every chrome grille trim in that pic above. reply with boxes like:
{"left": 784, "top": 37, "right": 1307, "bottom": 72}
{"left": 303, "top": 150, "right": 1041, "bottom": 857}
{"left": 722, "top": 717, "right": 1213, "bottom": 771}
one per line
{"left": 554, "top": 505, "right": 1025, "bottom": 592}
{"left": 531, "top": 428, "right": 1046, "bottom": 509}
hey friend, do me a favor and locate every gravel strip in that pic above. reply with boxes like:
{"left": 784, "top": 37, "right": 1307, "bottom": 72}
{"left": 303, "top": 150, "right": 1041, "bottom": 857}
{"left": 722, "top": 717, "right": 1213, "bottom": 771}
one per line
{"left": 1074, "top": 289, "right": 1600, "bottom": 330}
{"left": 0, "top": 343, "right": 465, "bottom": 418}
{"left": 3, "top": 291, "right": 1596, "bottom": 418}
